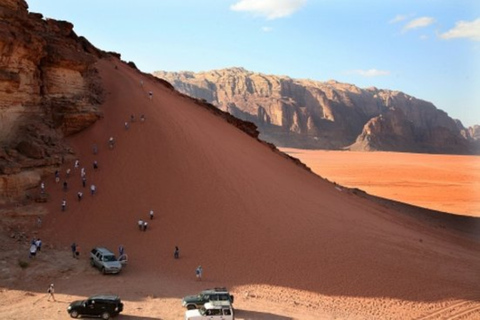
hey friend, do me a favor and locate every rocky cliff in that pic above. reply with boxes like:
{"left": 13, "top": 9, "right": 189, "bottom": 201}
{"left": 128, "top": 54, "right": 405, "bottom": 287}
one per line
{"left": 154, "top": 68, "right": 479, "bottom": 154}
{"left": 0, "top": 0, "right": 104, "bottom": 203}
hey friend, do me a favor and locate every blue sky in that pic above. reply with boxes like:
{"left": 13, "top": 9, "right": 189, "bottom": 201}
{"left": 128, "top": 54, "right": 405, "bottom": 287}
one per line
{"left": 28, "top": 0, "right": 480, "bottom": 127}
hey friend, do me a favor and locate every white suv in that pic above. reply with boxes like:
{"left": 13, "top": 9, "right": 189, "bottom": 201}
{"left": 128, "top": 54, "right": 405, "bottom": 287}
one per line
{"left": 90, "top": 247, "right": 122, "bottom": 274}
{"left": 184, "top": 301, "right": 234, "bottom": 320}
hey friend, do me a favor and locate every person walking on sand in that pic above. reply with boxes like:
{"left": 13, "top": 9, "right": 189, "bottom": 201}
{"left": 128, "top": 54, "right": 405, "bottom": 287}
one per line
{"left": 35, "top": 238, "right": 42, "bottom": 252}
{"left": 47, "top": 284, "right": 56, "bottom": 302}
{"left": 77, "top": 191, "right": 83, "bottom": 201}
{"left": 196, "top": 265, "right": 203, "bottom": 281}
{"left": 40, "top": 182, "right": 45, "bottom": 194}
{"left": 93, "top": 160, "right": 98, "bottom": 170}
{"left": 71, "top": 242, "right": 77, "bottom": 258}
{"left": 119, "top": 245, "right": 125, "bottom": 257}
{"left": 74, "top": 159, "right": 80, "bottom": 169}
{"left": 82, "top": 176, "right": 86, "bottom": 188}
{"left": 174, "top": 246, "right": 179, "bottom": 259}
{"left": 148, "top": 91, "right": 153, "bottom": 100}
{"left": 149, "top": 210, "right": 154, "bottom": 220}
{"left": 75, "top": 245, "right": 80, "bottom": 259}
{"left": 108, "top": 136, "right": 115, "bottom": 149}
{"left": 90, "top": 184, "right": 96, "bottom": 196}
{"left": 138, "top": 219, "right": 144, "bottom": 231}
{"left": 61, "top": 199, "right": 66, "bottom": 212}
{"left": 143, "top": 221, "right": 148, "bottom": 231}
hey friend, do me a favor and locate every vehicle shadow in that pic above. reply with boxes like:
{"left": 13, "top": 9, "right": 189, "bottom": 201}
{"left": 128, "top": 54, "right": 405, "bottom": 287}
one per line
{"left": 118, "top": 315, "right": 160, "bottom": 320}
{"left": 234, "top": 309, "right": 293, "bottom": 320}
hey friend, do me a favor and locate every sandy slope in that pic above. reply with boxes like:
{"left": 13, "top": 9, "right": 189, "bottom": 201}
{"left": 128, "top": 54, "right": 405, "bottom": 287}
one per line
{"left": 1, "top": 57, "right": 479, "bottom": 320}
{"left": 280, "top": 149, "right": 480, "bottom": 217}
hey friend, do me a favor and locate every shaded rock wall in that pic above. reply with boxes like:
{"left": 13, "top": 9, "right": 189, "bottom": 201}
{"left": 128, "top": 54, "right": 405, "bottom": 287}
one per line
{"left": 0, "top": 0, "right": 104, "bottom": 203}
{"left": 155, "top": 68, "right": 479, "bottom": 154}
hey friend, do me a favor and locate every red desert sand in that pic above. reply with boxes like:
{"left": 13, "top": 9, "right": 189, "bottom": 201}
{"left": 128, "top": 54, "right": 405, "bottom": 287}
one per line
{"left": 0, "top": 57, "right": 479, "bottom": 320}
{"left": 280, "top": 149, "right": 480, "bottom": 217}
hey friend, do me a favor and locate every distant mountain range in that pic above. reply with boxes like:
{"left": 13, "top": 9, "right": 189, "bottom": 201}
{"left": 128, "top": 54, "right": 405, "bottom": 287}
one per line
{"left": 154, "top": 68, "right": 480, "bottom": 154}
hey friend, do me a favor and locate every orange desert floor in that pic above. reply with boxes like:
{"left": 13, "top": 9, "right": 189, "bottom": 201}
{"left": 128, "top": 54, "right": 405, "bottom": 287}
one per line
{"left": 281, "top": 149, "right": 480, "bottom": 217}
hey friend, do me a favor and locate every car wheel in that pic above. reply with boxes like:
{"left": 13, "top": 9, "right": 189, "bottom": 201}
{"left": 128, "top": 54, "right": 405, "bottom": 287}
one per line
{"left": 102, "top": 267, "right": 107, "bottom": 275}
{"left": 187, "top": 304, "right": 196, "bottom": 310}
{"left": 69, "top": 310, "right": 79, "bottom": 318}
{"left": 101, "top": 311, "right": 111, "bottom": 319}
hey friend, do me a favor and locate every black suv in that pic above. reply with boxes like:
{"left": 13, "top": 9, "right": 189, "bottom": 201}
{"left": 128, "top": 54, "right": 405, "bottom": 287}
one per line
{"left": 67, "top": 294, "right": 123, "bottom": 319}
{"left": 182, "top": 287, "right": 234, "bottom": 310}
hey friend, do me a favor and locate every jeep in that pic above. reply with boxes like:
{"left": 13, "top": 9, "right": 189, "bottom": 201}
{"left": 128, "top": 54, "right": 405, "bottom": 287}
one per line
{"left": 90, "top": 247, "right": 122, "bottom": 274}
{"left": 182, "top": 287, "right": 234, "bottom": 310}
{"left": 185, "top": 301, "right": 234, "bottom": 320}
{"left": 67, "top": 294, "right": 123, "bottom": 319}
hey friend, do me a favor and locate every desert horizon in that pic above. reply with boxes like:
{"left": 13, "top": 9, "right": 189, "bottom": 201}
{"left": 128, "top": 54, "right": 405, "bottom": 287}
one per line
{"left": 281, "top": 148, "right": 480, "bottom": 218}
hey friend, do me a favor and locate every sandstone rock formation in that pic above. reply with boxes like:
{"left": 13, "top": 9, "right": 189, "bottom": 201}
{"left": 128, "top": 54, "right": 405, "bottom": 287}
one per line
{"left": 154, "top": 68, "right": 479, "bottom": 154}
{"left": 0, "top": 0, "right": 104, "bottom": 203}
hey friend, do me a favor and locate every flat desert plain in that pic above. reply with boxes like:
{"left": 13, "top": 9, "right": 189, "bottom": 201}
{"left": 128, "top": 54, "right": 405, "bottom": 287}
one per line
{"left": 281, "top": 148, "right": 480, "bottom": 217}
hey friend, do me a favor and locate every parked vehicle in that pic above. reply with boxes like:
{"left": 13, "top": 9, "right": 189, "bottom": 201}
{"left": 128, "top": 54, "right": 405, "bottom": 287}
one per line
{"left": 182, "top": 287, "right": 234, "bottom": 310}
{"left": 67, "top": 294, "right": 123, "bottom": 319}
{"left": 90, "top": 247, "right": 122, "bottom": 274}
{"left": 185, "top": 301, "right": 234, "bottom": 320}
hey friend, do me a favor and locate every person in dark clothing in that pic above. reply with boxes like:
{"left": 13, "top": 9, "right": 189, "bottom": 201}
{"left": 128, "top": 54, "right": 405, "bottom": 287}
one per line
{"left": 71, "top": 242, "right": 76, "bottom": 258}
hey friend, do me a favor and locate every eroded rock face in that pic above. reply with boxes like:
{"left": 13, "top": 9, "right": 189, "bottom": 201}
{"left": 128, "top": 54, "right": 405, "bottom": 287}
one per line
{"left": 0, "top": 0, "right": 104, "bottom": 203}
{"left": 155, "top": 68, "right": 479, "bottom": 154}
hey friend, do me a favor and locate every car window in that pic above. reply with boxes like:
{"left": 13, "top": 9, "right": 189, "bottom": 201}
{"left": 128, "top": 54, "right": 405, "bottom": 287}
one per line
{"left": 219, "top": 294, "right": 229, "bottom": 300}
{"left": 210, "top": 294, "right": 218, "bottom": 301}
{"left": 203, "top": 294, "right": 210, "bottom": 300}
{"left": 104, "top": 255, "right": 117, "bottom": 262}
{"left": 206, "top": 309, "right": 221, "bottom": 316}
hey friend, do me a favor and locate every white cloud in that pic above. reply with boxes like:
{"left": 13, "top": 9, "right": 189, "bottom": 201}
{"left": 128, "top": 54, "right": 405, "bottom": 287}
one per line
{"left": 440, "top": 18, "right": 480, "bottom": 41}
{"left": 389, "top": 14, "right": 409, "bottom": 24}
{"left": 230, "top": 0, "right": 307, "bottom": 20}
{"left": 402, "top": 17, "right": 435, "bottom": 32}
{"left": 262, "top": 26, "right": 273, "bottom": 32}
{"left": 347, "top": 69, "right": 390, "bottom": 77}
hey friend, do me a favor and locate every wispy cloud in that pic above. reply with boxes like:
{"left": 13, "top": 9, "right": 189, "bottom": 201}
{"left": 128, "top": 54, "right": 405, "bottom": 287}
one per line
{"left": 440, "top": 18, "right": 480, "bottom": 41}
{"left": 402, "top": 17, "right": 435, "bottom": 32}
{"left": 262, "top": 26, "right": 273, "bottom": 32}
{"left": 346, "top": 69, "right": 390, "bottom": 77}
{"left": 389, "top": 14, "right": 409, "bottom": 24}
{"left": 230, "top": 0, "right": 307, "bottom": 20}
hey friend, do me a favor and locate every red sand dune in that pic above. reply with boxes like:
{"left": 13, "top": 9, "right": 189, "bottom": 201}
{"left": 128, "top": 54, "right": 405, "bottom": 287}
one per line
{"left": 17, "top": 57, "right": 480, "bottom": 319}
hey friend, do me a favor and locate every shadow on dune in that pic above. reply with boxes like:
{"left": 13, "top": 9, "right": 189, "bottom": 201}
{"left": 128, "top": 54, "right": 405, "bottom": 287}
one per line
{"left": 118, "top": 316, "right": 160, "bottom": 320}
{"left": 234, "top": 309, "right": 293, "bottom": 320}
